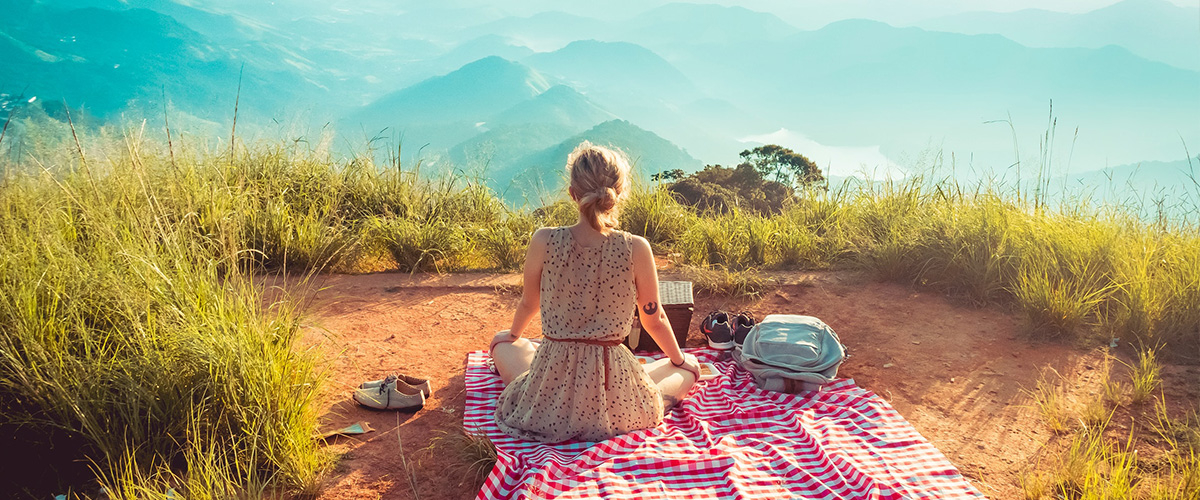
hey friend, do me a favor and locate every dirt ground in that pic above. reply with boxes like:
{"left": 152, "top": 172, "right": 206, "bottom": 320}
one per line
{"left": 286, "top": 269, "right": 1200, "bottom": 500}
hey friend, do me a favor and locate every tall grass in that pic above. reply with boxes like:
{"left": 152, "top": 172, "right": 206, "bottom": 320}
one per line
{"left": 0, "top": 141, "right": 326, "bottom": 496}
{"left": 2, "top": 125, "right": 1199, "bottom": 494}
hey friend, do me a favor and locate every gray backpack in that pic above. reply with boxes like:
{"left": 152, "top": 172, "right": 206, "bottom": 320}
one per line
{"left": 731, "top": 315, "right": 847, "bottom": 393}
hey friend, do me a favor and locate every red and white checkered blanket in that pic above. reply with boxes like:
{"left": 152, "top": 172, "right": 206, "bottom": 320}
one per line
{"left": 464, "top": 349, "right": 984, "bottom": 499}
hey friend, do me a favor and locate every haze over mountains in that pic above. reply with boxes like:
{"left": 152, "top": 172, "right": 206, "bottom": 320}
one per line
{"left": 2, "top": 0, "right": 1197, "bottom": 203}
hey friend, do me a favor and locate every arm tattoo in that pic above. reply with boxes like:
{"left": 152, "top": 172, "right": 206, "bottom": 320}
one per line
{"left": 642, "top": 301, "right": 658, "bottom": 315}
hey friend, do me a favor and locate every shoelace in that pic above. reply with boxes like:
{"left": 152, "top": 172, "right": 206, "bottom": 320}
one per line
{"left": 378, "top": 374, "right": 397, "bottom": 395}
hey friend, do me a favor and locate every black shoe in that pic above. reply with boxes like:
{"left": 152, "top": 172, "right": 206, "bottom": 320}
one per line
{"left": 732, "top": 312, "right": 756, "bottom": 345}
{"left": 700, "top": 311, "right": 735, "bottom": 349}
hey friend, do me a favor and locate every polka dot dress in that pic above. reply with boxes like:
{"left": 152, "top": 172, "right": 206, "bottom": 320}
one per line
{"left": 494, "top": 227, "right": 664, "bottom": 443}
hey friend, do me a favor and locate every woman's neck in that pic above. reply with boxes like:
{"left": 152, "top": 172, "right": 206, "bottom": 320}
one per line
{"left": 570, "top": 217, "right": 609, "bottom": 247}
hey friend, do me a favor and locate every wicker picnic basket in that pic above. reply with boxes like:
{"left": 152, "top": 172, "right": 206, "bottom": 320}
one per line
{"left": 625, "top": 281, "right": 693, "bottom": 352}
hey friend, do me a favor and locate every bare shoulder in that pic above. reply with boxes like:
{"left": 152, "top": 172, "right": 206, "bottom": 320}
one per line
{"left": 628, "top": 233, "right": 652, "bottom": 252}
{"left": 629, "top": 233, "right": 653, "bottom": 260}
{"left": 526, "top": 227, "right": 554, "bottom": 256}
{"left": 531, "top": 227, "right": 554, "bottom": 243}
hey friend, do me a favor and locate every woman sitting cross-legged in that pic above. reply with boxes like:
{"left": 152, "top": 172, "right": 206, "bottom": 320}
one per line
{"left": 489, "top": 141, "right": 701, "bottom": 444}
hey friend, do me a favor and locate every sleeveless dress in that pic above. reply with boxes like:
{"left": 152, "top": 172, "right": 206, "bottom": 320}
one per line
{"left": 494, "top": 227, "right": 664, "bottom": 443}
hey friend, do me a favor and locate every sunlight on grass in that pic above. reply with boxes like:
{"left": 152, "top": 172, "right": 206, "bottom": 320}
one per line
{"left": 1027, "top": 371, "right": 1072, "bottom": 435}
{"left": 424, "top": 427, "right": 499, "bottom": 491}
{"left": 2, "top": 127, "right": 1198, "bottom": 496}
{"left": 1129, "top": 347, "right": 1163, "bottom": 405}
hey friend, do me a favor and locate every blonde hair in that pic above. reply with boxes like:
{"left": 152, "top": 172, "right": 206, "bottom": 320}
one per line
{"left": 567, "top": 141, "right": 631, "bottom": 234}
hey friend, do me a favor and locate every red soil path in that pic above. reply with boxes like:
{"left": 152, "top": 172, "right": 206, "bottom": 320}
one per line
{"left": 288, "top": 270, "right": 1199, "bottom": 500}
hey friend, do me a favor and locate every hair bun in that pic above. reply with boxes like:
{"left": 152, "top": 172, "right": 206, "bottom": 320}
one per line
{"left": 597, "top": 187, "right": 618, "bottom": 210}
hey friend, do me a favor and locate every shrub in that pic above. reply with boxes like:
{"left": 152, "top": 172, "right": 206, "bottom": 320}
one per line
{"left": 475, "top": 212, "right": 538, "bottom": 271}
{"left": 621, "top": 184, "right": 695, "bottom": 249}
{"left": 372, "top": 216, "right": 471, "bottom": 273}
{"left": 662, "top": 163, "right": 795, "bottom": 215}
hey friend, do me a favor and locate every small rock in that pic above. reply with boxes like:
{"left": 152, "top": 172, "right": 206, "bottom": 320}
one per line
{"left": 383, "top": 334, "right": 396, "bottom": 341}
{"left": 911, "top": 341, "right": 921, "bottom": 345}
{"left": 883, "top": 363, "right": 895, "bottom": 368}
{"left": 976, "top": 443, "right": 985, "bottom": 450}
{"left": 385, "top": 286, "right": 402, "bottom": 293}
{"left": 950, "top": 377, "right": 956, "bottom": 383}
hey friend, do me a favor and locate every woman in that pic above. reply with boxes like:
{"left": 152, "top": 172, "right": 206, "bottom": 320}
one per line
{"left": 489, "top": 141, "right": 701, "bottom": 444}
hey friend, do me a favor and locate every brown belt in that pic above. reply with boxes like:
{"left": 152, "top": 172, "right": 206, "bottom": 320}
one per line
{"left": 543, "top": 335, "right": 624, "bottom": 391}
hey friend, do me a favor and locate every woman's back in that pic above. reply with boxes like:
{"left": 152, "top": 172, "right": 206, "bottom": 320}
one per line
{"left": 539, "top": 227, "right": 636, "bottom": 342}
{"left": 493, "top": 227, "right": 663, "bottom": 442}
{"left": 488, "top": 141, "right": 698, "bottom": 444}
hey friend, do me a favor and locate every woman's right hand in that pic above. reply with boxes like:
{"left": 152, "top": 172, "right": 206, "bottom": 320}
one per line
{"left": 675, "top": 353, "right": 702, "bottom": 379}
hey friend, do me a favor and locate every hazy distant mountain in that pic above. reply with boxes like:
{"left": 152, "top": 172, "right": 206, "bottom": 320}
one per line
{"left": 491, "top": 119, "right": 703, "bottom": 205}
{"left": 344, "top": 57, "right": 551, "bottom": 148}
{"left": 1026, "top": 157, "right": 1200, "bottom": 220}
{"left": 457, "top": 11, "right": 612, "bottom": 51}
{"left": 666, "top": 18, "right": 1200, "bottom": 169}
{"left": 488, "top": 85, "right": 616, "bottom": 130}
{"left": 1069, "top": 158, "right": 1200, "bottom": 203}
{"left": 377, "top": 35, "right": 532, "bottom": 89}
{"left": 430, "top": 36, "right": 535, "bottom": 75}
{"left": 624, "top": 2, "right": 799, "bottom": 47}
{"left": 524, "top": 40, "right": 701, "bottom": 103}
{"left": 520, "top": 40, "right": 734, "bottom": 163}
{"left": 916, "top": 0, "right": 1200, "bottom": 71}
{"left": 5, "top": 0, "right": 1195, "bottom": 182}
{"left": 759, "top": 18, "right": 1197, "bottom": 99}
{"left": 0, "top": 2, "right": 317, "bottom": 121}
{"left": 447, "top": 85, "right": 618, "bottom": 171}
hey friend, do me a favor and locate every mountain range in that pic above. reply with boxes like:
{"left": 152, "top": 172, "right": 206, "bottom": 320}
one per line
{"left": 916, "top": 0, "right": 1200, "bottom": 71}
{"left": 2, "top": 0, "right": 1197, "bottom": 205}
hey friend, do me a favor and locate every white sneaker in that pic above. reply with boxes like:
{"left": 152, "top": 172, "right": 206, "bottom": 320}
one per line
{"left": 359, "top": 373, "right": 431, "bottom": 398}
{"left": 352, "top": 375, "right": 425, "bottom": 411}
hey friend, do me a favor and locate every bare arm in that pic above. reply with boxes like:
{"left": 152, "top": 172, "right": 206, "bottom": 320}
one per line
{"left": 631, "top": 236, "right": 689, "bottom": 366}
{"left": 507, "top": 227, "right": 550, "bottom": 338}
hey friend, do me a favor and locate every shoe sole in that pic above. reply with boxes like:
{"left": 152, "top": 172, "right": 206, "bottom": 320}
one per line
{"left": 707, "top": 339, "right": 736, "bottom": 349}
{"left": 358, "top": 381, "right": 432, "bottom": 395}
{"left": 352, "top": 394, "right": 424, "bottom": 412}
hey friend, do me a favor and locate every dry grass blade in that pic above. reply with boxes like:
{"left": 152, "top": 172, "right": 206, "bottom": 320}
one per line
{"left": 1025, "top": 369, "right": 1071, "bottom": 434}
{"left": 1127, "top": 347, "right": 1162, "bottom": 405}
{"left": 679, "top": 265, "right": 771, "bottom": 298}
{"left": 424, "top": 426, "right": 498, "bottom": 490}
{"left": 397, "top": 413, "right": 422, "bottom": 500}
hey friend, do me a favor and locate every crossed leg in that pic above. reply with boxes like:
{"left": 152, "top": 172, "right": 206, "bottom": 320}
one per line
{"left": 491, "top": 338, "right": 537, "bottom": 385}
{"left": 642, "top": 358, "right": 697, "bottom": 410}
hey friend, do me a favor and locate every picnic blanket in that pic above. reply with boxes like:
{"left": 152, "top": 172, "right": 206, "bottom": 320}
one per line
{"left": 464, "top": 349, "right": 985, "bottom": 500}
